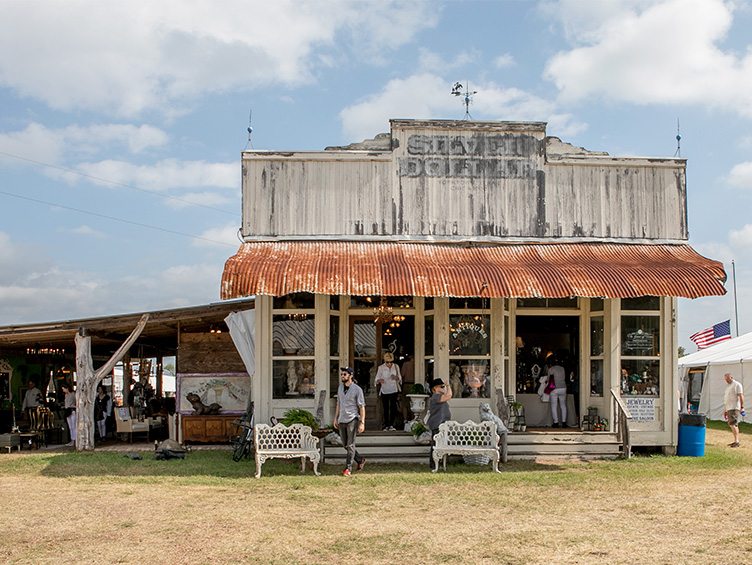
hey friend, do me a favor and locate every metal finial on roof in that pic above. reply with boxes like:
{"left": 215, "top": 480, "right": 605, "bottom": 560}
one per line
{"left": 674, "top": 118, "right": 681, "bottom": 157}
{"left": 451, "top": 81, "right": 477, "bottom": 120}
{"left": 244, "top": 108, "right": 254, "bottom": 150}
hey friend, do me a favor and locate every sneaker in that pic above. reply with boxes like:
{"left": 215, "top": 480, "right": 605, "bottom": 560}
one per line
{"left": 65, "top": 441, "right": 74, "bottom": 447}
{"left": 730, "top": 442, "right": 740, "bottom": 448}
{"left": 342, "top": 468, "right": 352, "bottom": 476}
{"left": 387, "top": 426, "right": 396, "bottom": 431}
{"left": 356, "top": 458, "right": 366, "bottom": 471}
{"left": 382, "top": 427, "right": 389, "bottom": 431}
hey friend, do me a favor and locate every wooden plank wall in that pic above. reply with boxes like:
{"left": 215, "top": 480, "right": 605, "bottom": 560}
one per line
{"left": 177, "top": 332, "right": 246, "bottom": 373}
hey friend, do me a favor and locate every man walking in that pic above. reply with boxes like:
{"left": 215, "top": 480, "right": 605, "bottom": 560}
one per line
{"left": 333, "top": 367, "right": 366, "bottom": 476}
{"left": 723, "top": 372, "right": 745, "bottom": 448}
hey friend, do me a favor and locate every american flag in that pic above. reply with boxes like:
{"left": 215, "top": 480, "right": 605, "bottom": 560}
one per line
{"left": 689, "top": 320, "right": 732, "bottom": 349}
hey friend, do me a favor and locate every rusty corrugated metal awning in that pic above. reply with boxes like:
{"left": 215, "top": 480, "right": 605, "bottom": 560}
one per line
{"left": 221, "top": 242, "right": 726, "bottom": 299}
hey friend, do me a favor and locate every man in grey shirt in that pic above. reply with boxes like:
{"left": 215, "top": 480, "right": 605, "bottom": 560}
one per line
{"left": 333, "top": 367, "right": 366, "bottom": 476}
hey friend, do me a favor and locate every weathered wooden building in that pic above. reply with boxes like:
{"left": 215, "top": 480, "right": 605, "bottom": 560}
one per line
{"left": 222, "top": 119, "right": 725, "bottom": 454}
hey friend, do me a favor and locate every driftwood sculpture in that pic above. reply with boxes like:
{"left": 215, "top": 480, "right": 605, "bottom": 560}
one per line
{"left": 186, "top": 392, "right": 222, "bottom": 415}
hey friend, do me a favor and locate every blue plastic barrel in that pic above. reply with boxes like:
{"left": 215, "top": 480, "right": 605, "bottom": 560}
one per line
{"left": 677, "top": 413, "right": 706, "bottom": 457}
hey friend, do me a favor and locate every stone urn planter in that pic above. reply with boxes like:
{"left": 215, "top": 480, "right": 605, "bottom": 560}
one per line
{"left": 406, "top": 394, "right": 429, "bottom": 421}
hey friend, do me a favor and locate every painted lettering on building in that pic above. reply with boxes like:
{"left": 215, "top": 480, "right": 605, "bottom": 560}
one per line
{"left": 398, "top": 133, "right": 539, "bottom": 179}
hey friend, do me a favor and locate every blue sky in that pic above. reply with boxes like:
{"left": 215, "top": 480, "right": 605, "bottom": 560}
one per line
{"left": 1, "top": 0, "right": 751, "bottom": 351}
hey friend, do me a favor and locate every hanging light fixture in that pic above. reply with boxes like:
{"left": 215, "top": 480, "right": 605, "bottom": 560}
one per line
{"left": 373, "top": 297, "right": 394, "bottom": 324}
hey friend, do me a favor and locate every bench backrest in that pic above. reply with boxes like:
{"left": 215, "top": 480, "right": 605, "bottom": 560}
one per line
{"left": 255, "top": 423, "right": 317, "bottom": 451}
{"left": 436, "top": 420, "right": 497, "bottom": 448}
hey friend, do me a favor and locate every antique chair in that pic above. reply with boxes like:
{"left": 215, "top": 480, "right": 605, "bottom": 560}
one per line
{"left": 114, "top": 407, "right": 149, "bottom": 442}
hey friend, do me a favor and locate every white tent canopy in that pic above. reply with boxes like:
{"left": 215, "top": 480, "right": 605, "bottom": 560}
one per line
{"left": 678, "top": 332, "right": 751, "bottom": 423}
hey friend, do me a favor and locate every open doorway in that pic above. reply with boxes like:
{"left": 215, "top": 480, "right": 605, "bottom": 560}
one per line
{"left": 515, "top": 315, "right": 580, "bottom": 428}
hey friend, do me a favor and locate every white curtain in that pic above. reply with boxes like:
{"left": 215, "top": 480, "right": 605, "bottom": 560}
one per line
{"left": 225, "top": 310, "right": 256, "bottom": 405}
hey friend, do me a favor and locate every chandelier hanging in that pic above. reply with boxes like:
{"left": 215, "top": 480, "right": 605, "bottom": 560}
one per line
{"left": 373, "top": 297, "right": 394, "bottom": 324}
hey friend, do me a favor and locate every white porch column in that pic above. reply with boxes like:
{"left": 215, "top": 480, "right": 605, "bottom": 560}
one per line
{"left": 254, "top": 295, "right": 273, "bottom": 425}
{"left": 433, "top": 297, "right": 449, "bottom": 385}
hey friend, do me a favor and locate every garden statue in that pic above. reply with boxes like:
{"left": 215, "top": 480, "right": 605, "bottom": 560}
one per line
{"left": 186, "top": 392, "right": 221, "bottom": 415}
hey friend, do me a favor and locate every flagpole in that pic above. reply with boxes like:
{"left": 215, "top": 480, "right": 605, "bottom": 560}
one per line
{"left": 732, "top": 259, "right": 739, "bottom": 337}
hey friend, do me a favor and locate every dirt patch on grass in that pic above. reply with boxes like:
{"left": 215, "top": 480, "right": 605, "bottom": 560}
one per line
{"left": 1, "top": 427, "right": 750, "bottom": 564}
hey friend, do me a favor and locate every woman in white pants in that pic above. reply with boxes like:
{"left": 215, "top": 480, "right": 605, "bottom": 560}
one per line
{"left": 62, "top": 382, "right": 77, "bottom": 446}
{"left": 548, "top": 362, "right": 568, "bottom": 428}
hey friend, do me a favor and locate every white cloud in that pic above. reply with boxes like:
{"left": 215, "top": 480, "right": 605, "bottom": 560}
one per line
{"left": 192, "top": 223, "right": 241, "bottom": 248}
{"left": 543, "top": 0, "right": 752, "bottom": 117}
{"left": 728, "top": 161, "right": 752, "bottom": 189}
{"left": 729, "top": 224, "right": 752, "bottom": 248}
{"left": 418, "top": 48, "right": 479, "bottom": 73}
{"left": 73, "top": 159, "right": 238, "bottom": 191}
{"left": 0, "top": 1, "right": 436, "bottom": 118}
{"left": 493, "top": 53, "right": 515, "bottom": 68}
{"left": 0, "top": 122, "right": 168, "bottom": 168}
{"left": 339, "top": 73, "right": 587, "bottom": 142}
{"left": 67, "top": 225, "right": 107, "bottom": 238}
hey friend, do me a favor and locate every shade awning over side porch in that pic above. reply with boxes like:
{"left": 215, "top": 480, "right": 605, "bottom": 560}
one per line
{"left": 220, "top": 241, "right": 726, "bottom": 300}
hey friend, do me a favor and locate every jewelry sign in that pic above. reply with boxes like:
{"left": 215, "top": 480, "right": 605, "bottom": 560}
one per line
{"left": 625, "top": 397, "right": 657, "bottom": 422}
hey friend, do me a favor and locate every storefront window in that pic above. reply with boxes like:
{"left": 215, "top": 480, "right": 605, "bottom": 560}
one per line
{"left": 349, "top": 295, "right": 413, "bottom": 308}
{"left": 449, "top": 359, "right": 490, "bottom": 398}
{"left": 621, "top": 316, "right": 660, "bottom": 356}
{"left": 621, "top": 296, "right": 660, "bottom": 311}
{"left": 424, "top": 315, "right": 434, "bottom": 357}
{"left": 620, "top": 359, "right": 660, "bottom": 396}
{"left": 516, "top": 298, "right": 578, "bottom": 308}
{"left": 330, "top": 296, "right": 340, "bottom": 310}
{"left": 590, "top": 317, "right": 604, "bottom": 356}
{"left": 329, "top": 361, "right": 341, "bottom": 398}
{"left": 449, "top": 315, "right": 490, "bottom": 356}
{"left": 272, "top": 316, "right": 315, "bottom": 356}
{"left": 272, "top": 360, "right": 316, "bottom": 398}
{"left": 424, "top": 297, "right": 434, "bottom": 311}
{"left": 449, "top": 297, "right": 485, "bottom": 309}
{"left": 330, "top": 316, "right": 339, "bottom": 356}
{"left": 273, "top": 292, "right": 315, "bottom": 309}
{"left": 590, "top": 298, "right": 604, "bottom": 312}
{"left": 590, "top": 359, "right": 604, "bottom": 397}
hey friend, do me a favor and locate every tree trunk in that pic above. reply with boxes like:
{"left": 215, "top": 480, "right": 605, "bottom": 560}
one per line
{"left": 74, "top": 315, "right": 149, "bottom": 451}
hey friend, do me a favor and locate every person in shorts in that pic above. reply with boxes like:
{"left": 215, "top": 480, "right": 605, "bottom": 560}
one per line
{"left": 723, "top": 372, "right": 745, "bottom": 448}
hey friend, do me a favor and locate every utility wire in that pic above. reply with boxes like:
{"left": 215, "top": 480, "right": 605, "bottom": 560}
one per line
{"left": 0, "top": 150, "right": 237, "bottom": 216}
{"left": 0, "top": 189, "right": 238, "bottom": 248}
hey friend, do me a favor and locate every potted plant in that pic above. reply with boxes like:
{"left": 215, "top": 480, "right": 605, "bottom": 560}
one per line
{"left": 280, "top": 408, "right": 318, "bottom": 430}
{"left": 411, "top": 421, "right": 431, "bottom": 444}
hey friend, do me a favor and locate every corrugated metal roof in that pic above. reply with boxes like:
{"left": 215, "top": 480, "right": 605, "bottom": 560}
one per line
{"left": 221, "top": 242, "right": 726, "bottom": 299}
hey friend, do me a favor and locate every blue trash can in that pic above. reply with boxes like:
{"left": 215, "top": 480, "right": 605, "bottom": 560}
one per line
{"left": 677, "top": 413, "right": 706, "bottom": 457}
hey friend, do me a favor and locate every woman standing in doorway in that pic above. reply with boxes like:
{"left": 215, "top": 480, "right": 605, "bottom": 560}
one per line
{"left": 375, "top": 352, "right": 402, "bottom": 431}
{"left": 61, "top": 382, "right": 77, "bottom": 446}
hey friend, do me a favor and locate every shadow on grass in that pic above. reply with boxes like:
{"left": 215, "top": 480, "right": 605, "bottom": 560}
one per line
{"left": 31, "top": 449, "right": 568, "bottom": 480}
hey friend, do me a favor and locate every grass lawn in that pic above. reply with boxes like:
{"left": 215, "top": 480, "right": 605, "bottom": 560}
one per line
{"left": 2, "top": 424, "right": 751, "bottom": 564}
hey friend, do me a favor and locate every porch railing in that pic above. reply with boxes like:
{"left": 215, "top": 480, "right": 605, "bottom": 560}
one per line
{"left": 610, "top": 387, "right": 633, "bottom": 459}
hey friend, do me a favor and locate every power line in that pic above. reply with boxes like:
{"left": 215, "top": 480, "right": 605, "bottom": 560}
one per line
{"left": 0, "top": 150, "right": 237, "bottom": 216}
{"left": 0, "top": 189, "right": 238, "bottom": 248}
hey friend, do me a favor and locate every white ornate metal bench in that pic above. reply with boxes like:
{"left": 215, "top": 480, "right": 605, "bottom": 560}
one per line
{"left": 253, "top": 423, "right": 321, "bottom": 478}
{"left": 432, "top": 420, "right": 501, "bottom": 473}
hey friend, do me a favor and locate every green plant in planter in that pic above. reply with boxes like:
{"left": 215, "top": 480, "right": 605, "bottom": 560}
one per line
{"left": 280, "top": 408, "right": 318, "bottom": 430}
{"left": 409, "top": 383, "right": 426, "bottom": 395}
{"left": 411, "top": 421, "right": 428, "bottom": 438}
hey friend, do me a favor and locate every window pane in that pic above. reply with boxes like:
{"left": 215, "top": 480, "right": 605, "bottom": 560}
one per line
{"left": 273, "top": 292, "right": 315, "bottom": 309}
{"left": 516, "top": 298, "right": 578, "bottom": 308}
{"left": 350, "top": 295, "right": 377, "bottom": 308}
{"left": 424, "top": 297, "right": 434, "bottom": 311}
{"left": 621, "top": 316, "right": 660, "bottom": 356}
{"left": 590, "top": 359, "right": 604, "bottom": 397}
{"left": 590, "top": 317, "right": 604, "bottom": 356}
{"left": 620, "top": 359, "right": 659, "bottom": 396}
{"left": 272, "top": 315, "right": 315, "bottom": 355}
{"left": 273, "top": 360, "right": 315, "bottom": 399}
{"left": 330, "top": 316, "right": 339, "bottom": 356}
{"left": 590, "top": 298, "right": 604, "bottom": 312}
{"left": 449, "top": 359, "right": 490, "bottom": 398}
{"left": 425, "top": 358, "right": 434, "bottom": 383}
{"left": 449, "top": 315, "right": 490, "bottom": 355}
{"left": 329, "top": 360, "right": 341, "bottom": 398}
{"left": 449, "top": 297, "right": 485, "bottom": 309}
{"left": 621, "top": 296, "right": 660, "bottom": 311}
{"left": 424, "top": 315, "right": 434, "bottom": 357}
{"left": 330, "top": 295, "right": 340, "bottom": 310}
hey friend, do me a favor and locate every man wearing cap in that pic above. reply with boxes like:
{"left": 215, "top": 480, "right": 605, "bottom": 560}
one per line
{"left": 427, "top": 377, "right": 452, "bottom": 471}
{"left": 333, "top": 367, "right": 366, "bottom": 476}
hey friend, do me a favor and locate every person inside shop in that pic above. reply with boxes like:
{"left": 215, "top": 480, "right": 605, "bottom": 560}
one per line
{"left": 21, "top": 379, "right": 42, "bottom": 420}
{"left": 547, "top": 358, "right": 568, "bottom": 428}
{"left": 375, "top": 351, "right": 402, "bottom": 431}
{"left": 61, "top": 381, "right": 77, "bottom": 447}
{"left": 94, "top": 384, "right": 112, "bottom": 442}
{"left": 426, "top": 377, "right": 452, "bottom": 471}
